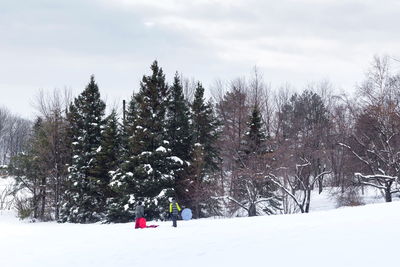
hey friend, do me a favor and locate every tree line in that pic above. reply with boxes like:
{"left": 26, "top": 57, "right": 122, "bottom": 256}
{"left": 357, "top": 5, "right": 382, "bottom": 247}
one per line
{"left": 2, "top": 56, "right": 400, "bottom": 222}
{"left": 0, "top": 107, "right": 30, "bottom": 166}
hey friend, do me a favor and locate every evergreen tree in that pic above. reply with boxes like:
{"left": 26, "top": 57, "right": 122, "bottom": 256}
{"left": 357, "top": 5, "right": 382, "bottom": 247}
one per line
{"left": 165, "top": 73, "right": 192, "bottom": 202}
{"left": 166, "top": 73, "right": 192, "bottom": 162}
{"left": 110, "top": 61, "right": 180, "bottom": 221}
{"left": 9, "top": 118, "right": 45, "bottom": 220}
{"left": 95, "top": 109, "right": 126, "bottom": 223}
{"left": 60, "top": 76, "right": 106, "bottom": 223}
{"left": 94, "top": 110, "right": 121, "bottom": 198}
{"left": 10, "top": 102, "right": 70, "bottom": 221}
{"left": 120, "top": 94, "right": 137, "bottom": 157}
{"left": 187, "top": 82, "right": 221, "bottom": 218}
{"left": 245, "top": 105, "right": 267, "bottom": 154}
{"left": 233, "top": 105, "right": 281, "bottom": 216}
{"left": 191, "top": 82, "right": 221, "bottom": 173}
{"left": 107, "top": 96, "right": 137, "bottom": 222}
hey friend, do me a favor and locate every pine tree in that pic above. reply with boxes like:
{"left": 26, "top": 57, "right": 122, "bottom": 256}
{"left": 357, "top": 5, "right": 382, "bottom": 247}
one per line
{"left": 120, "top": 94, "right": 137, "bottom": 157}
{"left": 234, "top": 105, "right": 281, "bottom": 216}
{"left": 109, "top": 61, "right": 180, "bottom": 221}
{"left": 107, "top": 96, "right": 137, "bottom": 222}
{"left": 95, "top": 109, "right": 125, "bottom": 223}
{"left": 191, "top": 82, "right": 221, "bottom": 173}
{"left": 165, "top": 73, "right": 192, "bottom": 202}
{"left": 60, "top": 76, "right": 106, "bottom": 223}
{"left": 10, "top": 101, "right": 70, "bottom": 221}
{"left": 9, "top": 118, "right": 45, "bottom": 220}
{"left": 166, "top": 73, "right": 191, "bottom": 162}
{"left": 94, "top": 110, "right": 121, "bottom": 197}
{"left": 187, "top": 82, "right": 221, "bottom": 218}
{"left": 245, "top": 105, "right": 267, "bottom": 154}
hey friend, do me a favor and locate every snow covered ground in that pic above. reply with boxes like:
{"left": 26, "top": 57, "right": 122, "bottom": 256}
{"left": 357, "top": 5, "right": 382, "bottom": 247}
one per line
{"left": 1, "top": 176, "right": 399, "bottom": 267}
{"left": 1, "top": 200, "right": 399, "bottom": 267}
{"left": 310, "top": 186, "right": 388, "bottom": 211}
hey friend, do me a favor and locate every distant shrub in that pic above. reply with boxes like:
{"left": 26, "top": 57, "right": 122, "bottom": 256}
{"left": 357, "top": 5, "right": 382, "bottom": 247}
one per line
{"left": 14, "top": 197, "right": 32, "bottom": 220}
{"left": 333, "top": 187, "right": 365, "bottom": 208}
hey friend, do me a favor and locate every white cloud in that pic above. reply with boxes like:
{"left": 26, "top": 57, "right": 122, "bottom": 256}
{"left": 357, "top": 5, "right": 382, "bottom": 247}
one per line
{"left": 1, "top": 0, "right": 400, "bottom": 117}
{"left": 143, "top": 21, "right": 155, "bottom": 27}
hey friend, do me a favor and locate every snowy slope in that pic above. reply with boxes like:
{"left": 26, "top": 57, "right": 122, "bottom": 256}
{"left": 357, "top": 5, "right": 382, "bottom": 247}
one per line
{"left": 310, "top": 186, "right": 387, "bottom": 211}
{"left": 1, "top": 201, "right": 399, "bottom": 267}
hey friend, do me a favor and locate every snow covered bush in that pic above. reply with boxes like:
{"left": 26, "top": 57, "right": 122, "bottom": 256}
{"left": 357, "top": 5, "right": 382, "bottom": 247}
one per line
{"left": 332, "top": 187, "right": 364, "bottom": 208}
{"left": 14, "top": 196, "right": 32, "bottom": 219}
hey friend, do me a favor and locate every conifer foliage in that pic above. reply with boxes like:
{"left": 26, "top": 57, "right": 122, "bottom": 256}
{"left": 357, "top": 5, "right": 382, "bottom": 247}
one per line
{"left": 246, "top": 106, "right": 267, "bottom": 153}
{"left": 106, "top": 96, "right": 137, "bottom": 222}
{"left": 7, "top": 56, "right": 400, "bottom": 222}
{"left": 120, "top": 95, "right": 137, "bottom": 157}
{"left": 233, "top": 105, "right": 281, "bottom": 216}
{"left": 186, "top": 82, "right": 221, "bottom": 218}
{"left": 166, "top": 73, "right": 192, "bottom": 164}
{"left": 109, "top": 61, "right": 183, "bottom": 221}
{"left": 165, "top": 73, "right": 192, "bottom": 202}
{"left": 60, "top": 76, "right": 107, "bottom": 223}
{"left": 191, "top": 82, "right": 220, "bottom": 174}
{"left": 94, "top": 109, "right": 121, "bottom": 198}
{"left": 9, "top": 118, "right": 46, "bottom": 220}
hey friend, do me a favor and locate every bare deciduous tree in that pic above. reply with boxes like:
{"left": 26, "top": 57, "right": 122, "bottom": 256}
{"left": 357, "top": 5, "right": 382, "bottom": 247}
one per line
{"left": 269, "top": 159, "right": 330, "bottom": 213}
{"left": 339, "top": 56, "right": 400, "bottom": 202}
{"left": 0, "top": 106, "right": 31, "bottom": 165}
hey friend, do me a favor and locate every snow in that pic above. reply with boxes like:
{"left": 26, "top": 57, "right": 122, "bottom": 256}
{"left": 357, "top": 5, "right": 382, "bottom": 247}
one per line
{"left": 1, "top": 176, "right": 399, "bottom": 267}
{"left": 355, "top": 172, "right": 397, "bottom": 180}
{"left": 167, "top": 156, "right": 184, "bottom": 165}
{"left": 143, "top": 164, "right": 153, "bottom": 174}
{"left": 110, "top": 180, "right": 122, "bottom": 187}
{"left": 128, "top": 194, "right": 135, "bottom": 204}
{"left": 309, "top": 186, "right": 388, "bottom": 212}
{"left": 0, "top": 201, "right": 399, "bottom": 266}
{"left": 140, "top": 151, "right": 152, "bottom": 156}
{"left": 157, "top": 189, "right": 168, "bottom": 198}
{"left": 161, "top": 174, "right": 173, "bottom": 180}
{"left": 156, "top": 146, "right": 167, "bottom": 153}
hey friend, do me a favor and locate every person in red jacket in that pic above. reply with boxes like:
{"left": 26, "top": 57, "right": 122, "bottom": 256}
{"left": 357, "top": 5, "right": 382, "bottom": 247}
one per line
{"left": 135, "top": 202, "right": 145, "bottom": 229}
{"left": 169, "top": 198, "right": 181, "bottom": 227}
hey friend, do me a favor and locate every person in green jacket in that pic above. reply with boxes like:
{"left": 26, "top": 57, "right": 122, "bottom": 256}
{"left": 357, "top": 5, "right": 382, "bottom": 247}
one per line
{"left": 169, "top": 198, "right": 181, "bottom": 227}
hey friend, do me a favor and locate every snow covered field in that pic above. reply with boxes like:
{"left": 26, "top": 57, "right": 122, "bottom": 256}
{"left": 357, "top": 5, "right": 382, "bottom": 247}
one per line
{"left": 1, "top": 200, "right": 399, "bottom": 267}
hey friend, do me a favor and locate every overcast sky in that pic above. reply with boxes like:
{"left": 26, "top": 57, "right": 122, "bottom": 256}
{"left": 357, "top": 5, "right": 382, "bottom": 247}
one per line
{"left": 1, "top": 0, "right": 399, "bottom": 118}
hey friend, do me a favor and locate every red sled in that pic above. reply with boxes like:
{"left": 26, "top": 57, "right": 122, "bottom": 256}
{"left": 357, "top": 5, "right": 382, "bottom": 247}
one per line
{"left": 135, "top": 218, "right": 159, "bottom": 229}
